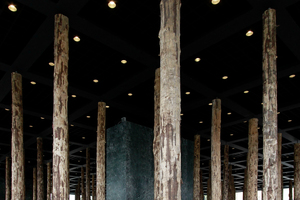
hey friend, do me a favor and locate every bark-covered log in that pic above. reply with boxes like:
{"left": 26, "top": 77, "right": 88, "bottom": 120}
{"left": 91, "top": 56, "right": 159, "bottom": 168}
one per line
{"left": 247, "top": 118, "right": 258, "bottom": 200}
{"left": 92, "top": 174, "right": 96, "bottom": 200}
{"left": 262, "top": 8, "right": 278, "bottom": 200}
{"left": 11, "top": 72, "right": 25, "bottom": 200}
{"left": 86, "top": 148, "right": 90, "bottom": 200}
{"left": 278, "top": 133, "right": 282, "bottom": 200}
{"left": 295, "top": 143, "right": 300, "bottom": 200}
{"left": 75, "top": 179, "right": 80, "bottom": 200}
{"left": 33, "top": 167, "right": 37, "bottom": 200}
{"left": 97, "top": 102, "right": 106, "bottom": 199}
{"left": 207, "top": 161, "right": 212, "bottom": 200}
{"left": 159, "top": 0, "right": 181, "bottom": 198}
{"left": 37, "top": 137, "right": 44, "bottom": 200}
{"left": 81, "top": 167, "right": 86, "bottom": 200}
{"left": 5, "top": 157, "right": 11, "bottom": 200}
{"left": 222, "top": 145, "right": 229, "bottom": 200}
{"left": 153, "top": 68, "right": 160, "bottom": 200}
{"left": 200, "top": 169, "right": 204, "bottom": 200}
{"left": 243, "top": 168, "right": 247, "bottom": 200}
{"left": 211, "top": 99, "right": 221, "bottom": 200}
{"left": 193, "top": 135, "right": 201, "bottom": 200}
{"left": 53, "top": 13, "right": 69, "bottom": 200}
{"left": 289, "top": 180, "right": 293, "bottom": 200}
{"left": 229, "top": 165, "right": 235, "bottom": 200}
{"left": 47, "top": 162, "right": 51, "bottom": 200}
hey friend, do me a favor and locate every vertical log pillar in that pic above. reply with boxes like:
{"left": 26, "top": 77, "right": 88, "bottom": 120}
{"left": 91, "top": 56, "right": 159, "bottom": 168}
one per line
{"left": 75, "top": 179, "right": 80, "bottom": 200}
{"left": 159, "top": 0, "right": 181, "bottom": 199}
{"left": 47, "top": 162, "right": 51, "bottom": 200}
{"left": 278, "top": 133, "right": 282, "bottom": 200}
{"left": 262, "top": 8, "right": 278, "bottom": 200}
{"left": 200, "top": 169, "right": 204, "bottom": 200}
{"left": 97, "top": 102, "right": 106, "bottom": 199}
{"left": 5, "top": 157, "right": 11, "bottom": 200}
{"left": 222, "top": 145, "right": 229, "bottom": 200}
{"left": 207, "top": 161, "right": 212, "bottom": 200}
{"left": 229, "top": 165, "right": 235, "bottom": 200}
{"left": 81, "top": 167, "right": 86, "bottom": 200}
{"left": 92, "top": 174, "right": 96, "bottom": 200}
{"left": 53, "top": 13, "right": 69, "bottom": 200}
{"left": 33, "top": 167, "right": 37, "bottom": 200}
{"left": 211, "top": 99, "right": 221, "bottom": 200}
{"left": 247, "top": 118, "right": 258, "bottom": 200}
{"left": 193, "top": 135, "right": 201, "bottom": 200}
{"left": 153, "top": 68, "right": 160, "bottom": 200}
{"left": 289, "top": 180, "right": 293, "bottom": 200}
{"left": 37, "top": 137, "right": 44, "bottom": 200}
{"left": 11, "top": 72, "right": 25, "bottom": 200}
{"left": 294, "top": 143, "right": 300, "bottom": 200}
{"left": 86, "top": 148, "right": 90, "bottom": 200}
{"left": 243, "top": 168, "right": 247, "bottom": 200}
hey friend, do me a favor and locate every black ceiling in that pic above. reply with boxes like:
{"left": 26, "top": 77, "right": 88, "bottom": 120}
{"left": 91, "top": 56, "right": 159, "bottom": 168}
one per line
{"left": 1, "top": 0, "right": 300, "bottom": 194}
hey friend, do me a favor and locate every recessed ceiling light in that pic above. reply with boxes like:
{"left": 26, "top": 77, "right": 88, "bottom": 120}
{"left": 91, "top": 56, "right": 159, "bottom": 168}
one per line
{"left": 289, "top": 74, "right": 296, "bottom": 78}
{"left": 128, "top": 93, "right": 133, "bottom": 96}
{"left": 261, "top": 103, "right": 263, "bottom": 105}
{"left": 106, "top": 105, "right": 110, "bottom": 108}
{"left": 207, "top": 139, "right": 210, "bottom": 142}
{"left": 222, "top": 76, "right": 228, "bottom": 80}
{"left": 5, "top": 108, "right": 9, "bottom": 111}
{"left": 211, "top": 0, "right": 220, "bottom": 5}
{"left": 208, "top": 103, "right": 212, "bottom": 106}
{"left": 40, "top": 117, "right": 45, "bottom": 120}
{"left": 244, "top": 90, "right": 249, "bottom": 94}
{"left": 230, "top": 134, "right": 234, "bottom": 136}
{"left": 227, "top": 112, "right": 232, "bottom": 115}
{"left": 29, "top": 125, "right": 33, "bottom": 128}
{"left": 71, "top": 94, "right": 76, "bottom": 98}
{"left": 78, "top": 160, "right": 80, "bottom": 162}
{"left": 180, "top": 113, "right": 183, "bottom": 116}
{"left": 93, "top": 79, "right": 99, "bottom": 83}
{"left": 277, "top": 112, "right": 280, "bottom": 115}
{"left": 82, "top": 137, "right": 85, "bottom": 139}
{"left": 121, "top": 60, "right": 127, "bottom": 64}
{"left": 232, "top": 147, "right": 235, "bottom": 150}
{"left": 257, "top": 127, "right": 260, "bottom": 130}
{"left": 108, "top": 1, "right": 116, "bottom": 8}
{"left": 243, "top": 121, "right": 247, "bottom": 123}
{"left": 288, "top": 120, "right": 292, "bottom": 122}
{"left": 49, "top": 62, "right": 55, "bottom": 66}
{"left": 30, "top": 81, "right": 36, "bottom": 85}
{"left": 195, "top": 58, "right": 201, "bottom": 62}
{"left": 80, "top": 151, "right": 82, "bottom": 152}
{"left": 185, "top": 92, "right": 190, "bottom": 95}
{"left": 71, "top": 124, "right": 74, "bottom": 127}
{"left": 233, "top": 157, "right": 236, "bottom": 160}
{"left": 73, "top": 36, "right": 80, "bottom": 42}
{"left": 199, "top": 121, "right": 203, "bottom": 124}
{"left": 28, "top": 161, "right": 31, "bottom": 163}
{"left": 246, "top": 30, "right": 254, "bottom": 37}
{"left": 86, "top": 116, "right": 91, "bottom": 119}
{"left": 8, "top": 4, "right": 17, "bottom": 12}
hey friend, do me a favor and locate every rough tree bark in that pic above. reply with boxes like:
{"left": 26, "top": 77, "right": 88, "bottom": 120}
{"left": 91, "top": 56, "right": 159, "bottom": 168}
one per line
{"left": 92, "top": 174, "right": 96, "bottom": 200}
{"left": 247, "top": 118, "right": 258, "bottom": 200}
{"left": 97, "top": 102, "right": 106, "bottom": 199}
{"left": 207, "top": 161, "right": 212, "bottom": 200}
{"left": 222, "top": 145, "right": 229, "bottom": 200}
{"left": 33, "top": 167, "right": 37, "bottom": 200}
{"left": 11, "top": 72, "right": 25, "bottom": 200}
{"left": 193, "top": 135, "right": 201, "bottom": 200}
{"left": 211, "top": 99, "right": 221, "bottom": 200}
{"left": 289, "top": 180, "right": 293, "bottom": 200}
{"left": 75, "top": 179, "right": 80, "bottom": 200}
{"left": 86, "top": 148, "right": 90, "bottom": 200}
{"left": 262, "top": 8, "right": 278, "bottom": 200}
{"left": 229, "top": 165, "right": 235, "bottom": 200}
{"left": 37, "top": 137, "right": 44, "bottom": 200}
{"left": 53, "top": 13, "right": 69, "bottom": 200}
{"left": 47, "top": 162, "right": 51, "bottom": 200}
{"left": 243, "top": 168, "right": 247, "bottom": 200}
{"left": 200, "top": 169, "right": 204, "bottom": 200}
{"left": 295, "top": 143, "right": 300, "bottom": 200}
{"left": 159, "top": 0, "right": 181, "bottom": 199}
{"left": 5, "top": 157, "right": 11, "bottom": 200}
{"left": 81, "top": 167, "right": 86, "bottom": 200}
{"left": 153, "top": 68, "right": 160, "bottom": 200}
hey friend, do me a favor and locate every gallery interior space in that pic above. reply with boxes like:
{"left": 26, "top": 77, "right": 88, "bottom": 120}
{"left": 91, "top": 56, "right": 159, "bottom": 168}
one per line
{"left": 0, "top": 0, "right": 300, "bottom": 199}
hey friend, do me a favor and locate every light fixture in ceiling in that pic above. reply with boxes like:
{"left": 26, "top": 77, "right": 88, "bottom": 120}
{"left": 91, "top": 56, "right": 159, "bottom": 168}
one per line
{"left": 93, "top": 79, "right": 99, "bottom": 83}
{"left": 230, "top": 133, "right": 233, "bottom": 136}
{"left": 244, "top": 90, "right": 249, "bottom": 94}
{"left": 40, "top": 117, "right": 45, "bottom": 120}
{"left": 108, "top": 1, "right": 116, "bottom": 9}
{"left": 222, "top": 76, "right": 228, "bottom": 80}
{"left": 195, "top": 58, "right": 201, "bottom": 62}
{"left": 29, "top": 125, "right": 33, "bottom": 128}
{"left": 211, "top": 0, "right": 220, "bottom": 5}
{"left": 199, "top": 121, "right": 203, "bottom": 124}
{"left": 5, "top": 108, "right": 9, "bottom": 111}
{"left": 49, "top": 62, "right": 55, "bottom": 66}
{"left": 121, "top": 60, "right": 127, "bottom": 64}
{"left": 82, "top": 137, "right": 85, "bottom": 139}
{"left": 86, "top": 116, "right": 91, "bottom": 119}
{"left": 244, "top": 121, "right": 247, "bottom": 123}
{"left": 180, "top": 113, "right": 183, "bottom": 116}
{"left": 71, "top": 94, "right": 76, "bottom": 98}
{"left": 128, "top": 93, "right": 133, "bottom": 96}
{"left": 8, "top": 4, "right": 17, "bottom": 12}
{"left": 30, "top": 81, "right": 36, "bottom": 85}
{"left": 207, "top": 139, "right": 210, "bottom": 142}
{"left": 227, "top": 112, "right": 232, "bottom": 115}
{"left": 208, "top": 102, "right": 212, "bottom": 106}
{"left": 185, "top": 92, "right": 190, "bottom": 95}
{"left": 277, "top": 112, "right": 280, "bottom": 115}
{"left": 288, "top": 120, "right": 292, "bottom": 122}
{"left": 70, "top": 124, "right": 74, "bottom": 127}
{"left": 289, "top": 74, "right": 296, "bottom": 78}
{"left": 73, "top": 36, "right": 80, "bottom": 42}
{"left": 106, "top": 105, "right": 110, "bottom": 108}
{"left": 246, "top": 30, "right": 254, "bottom": 37}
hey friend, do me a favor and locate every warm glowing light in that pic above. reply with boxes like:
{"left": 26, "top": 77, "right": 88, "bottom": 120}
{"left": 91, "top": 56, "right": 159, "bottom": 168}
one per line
{"left": 108, "top": 1, "right": 116, "bottom": 8}
{"left": 244, "top": 121, "right": 247, "bottom": 123}
{"left": 40, "top": 117, "right": 45, "bottom": 120}
{"left": 5, "top": 108, "right": 9, "bottom": 111}
{"left": 71, "top": 95, "right": 76, "bottom": 98}
{"left": 185, "top": 92, "right": 190, "bottom": 95}
{"left": 29, "top": 125, "right": 33, "bottom": 128}
{"left": 93, "top": 79, "right": 99, "bottom": 83}
{"left": 30, "top": 81, "right": 36, "bottom": 85}
{"left": 246, "top": 30, "right": 254, "bottom": 37}
{"left": 257, "top": 127, "right": 260, "bottom": 130}
{"left": 230, "top": 134, "right": 233, "bottom": 136}
{"left": 73, "top": 36, "right": 80, "bottom": 42}
{"left": 180, "top": 113, "right": 183, "bottom": 116}
{"left": 289, "top": 74, "right": 296, "bottom": 78}
{"left": 244, "top": 90, "right": 249, "bottom": 94}
{"left": 195, "top": 58, "right": 201, "bottom": 62}
{"left": 277, "top": 112, "right": 280, "bottom": 114}
{"left": 227, "top": 112, "right": 232, "bottom": 115}
{"left": 121, "top": 60, "right": 127, "bottom": 64}
{"left": 8, "top": 4, "right": 17, "bottom": 12}
{"left": 232, "top": 147, "right": 235, "bottom": 150}
{"left": 106, "top": 105, "right": 110, "bottom": 108}
{"left": 222, "top": 76, "right": 228, "bottom": 80}
{"left": 199, "top": 121, "right": 203, "bottom": 124}
{"left": 49, "top": 62, "right": 55, "bottom": 66}
{"left": 207, "top": 139, "right": 210, "bottom": 142}
{"left": 288, "top": 120, "right": 292, "bottom": 122}
{"left": 208, "top": 103, "right": 212, "bottom": 106}
{"left": 82, "top": 137, "right": 85, "bottom": 139}
{"left": 128, "top": 93, "right": 133, "bottom": 96}
{"left": 71, "top": 124, "right": 74, "bottom": 127}
{"left": 211, "top": 0, "right": 220, "bottom": 5}
{"left": 86, "top": 116, "right": 91, "bottom": 118}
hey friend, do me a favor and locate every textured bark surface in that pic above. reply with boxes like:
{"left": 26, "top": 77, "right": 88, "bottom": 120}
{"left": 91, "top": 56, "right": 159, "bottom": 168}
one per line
{"left": 243, "top": 168, "right": 247, "bottom": 200}
{"left": 159, "top": 0, "right": 181, "bottom": 199}
{"left": 278, "top": 133, "right": 282, "bottom": 200}
{"left": 92, "top": 174, "right": 96, "bottom": 200}
{"left": 86, "top": 148, "right": 90, "bottom": 200}
{"left": 37, "top": 137, "right": 44, "bottom": 200}
{"left": 295, "top": 143, "right": 300, "bottom": 200}
{"left": 153, "top": 68, "right": 160, "bottom": 200}
{"left": 193, "top": 135, "right": 201, "bottom": 200}
{"left": 11, "top": 72, "right": 25, "bottom": 200}
{"left": 247, "top": 118, "right": 258, "bottom": 200}
{"left": 200, "top": 169, "right": 204, "bottom": 200}
{"left": 222, "top": 145, "right": 229, "bottom": 200}
{"left": 228, "top": 165, "right": 235, "bottom": 200}
{"left": 262, "top": 8, "right": 278, "bottom": 200}
{"left": 97, "top": 102, "right": 106, "bottom": 199}
{"left": 33, "top": 167, "right": 37, "bottom": 200}
{"left": 5, "top": 157, "right": 11, "bottom": 200}
{"left": 47, "top": 162, "right": 51, "bottom": 200}
{"left": 75, "top": 179, "right": 80, "bottom": 200}
{"left": 53, "top": 13, "right": 69, "bottom": 200}
{"left": 81, "top": 167, "right": 86, "bottom": 200}
{"left": 289, "top": 180, "right": 293, "bottom": 200}
{"left": 211, "top": 99, "right": 221, "bottom": 200}
{"left": 207, "top": 161, "right": 212, "bottom": 200}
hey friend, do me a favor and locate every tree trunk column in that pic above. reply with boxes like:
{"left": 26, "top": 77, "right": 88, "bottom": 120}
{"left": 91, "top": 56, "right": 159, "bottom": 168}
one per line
{"left": 262, "top": 8, "right": 278, "bottom": 200}
{"left": 200, "top": 169, "right": 204, "bottom": 200}
{"left": 229, "top": 165, "right": 235, "bottom": 200}
{"left": 207, "top": 161, "right": 212, "bottom": 200}
{"left": 159, "top": 0, "right": 181, "bottom": 199}
{"left": 47, "top": 162, "right": 51, "bottom": 200}
{"left": 53, "top": 13, "right": 69, "bottom": 200}
{"left": 223, "top": 145, "right": 229, "bottom": 200}
{"left": 75, "top": 179, "right": 80, "bottom": 200}
{"left": 81, "top": 167, "right": 86, "bottom": 200}
{"left": 243, "top": 168, "right": 247, "bottom": 200}
{"left": 37, "top": 137, "right": 44, "bottom": 200}
{"left": 193, "top": 135, "right": 201, "bottom": 200}
{"left": 289, "top": 180, "right": 293, "bottom": 200}
{"left": 5, "top": 157, "right": 11, "bottom": 200}
{"left": 11, "top": 72, "right": 25, "bottom": 200}
{"left": 86, "top": 148, "right": 90, "bottom": 200}
{"left": 247, "top": 118, "right": 258, "bottom": 200}
{"left": 97, "top": 102, "right": 106, "bottom": 199}
{"left": 153, "top": 68, "right": 160, "bottom": 200}
{"left": 278, "top": 133, "right": 282, "bottom": 200}
{"left": 294, "top": 143, "right": 300, "bottom": 200}
{"left": 211, "top": 99, "right": 221, "bottom": 200}
{"left": 92, "top": 174, "right": 96, "bottom": 200}
{"left": 33, "top": 167, "right": 37, "bottom": 200}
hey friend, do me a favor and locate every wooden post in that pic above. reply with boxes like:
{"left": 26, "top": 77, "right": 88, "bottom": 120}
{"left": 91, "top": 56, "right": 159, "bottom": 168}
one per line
{"left": 246, "top": 118, "right": 258, "bottom": 200}
{"left": 86, "top": 148, "right": 90, "bottom": 200}
{"left": 207, "top": 161, "right": 212, "bottom": 200}
{"left": 193, "top": 135, "right": 201, "bottom": 200}
{"left": 97, "top": 102, "right": 106, "bottom": 199}
{"left": 153, "top": 68, "right": 160, "bottom": 200}
{"left": 92, "top": 174, "right": 96, "bottom": 200}
{"left": 75, "top": 179, "right": 80, "bottom": 200}
{"left": 262, "top": 8, "right": 278, "bottom": 200}
{"left": 47, "top": 162, "right": 51, "bottom": 200}
{"left": 294, "top": 143, "right": 300, "bottom": 200}
{"left": 33, "top": 167, "right": 37, "bottom": 200}
{"left": 37, "top": 137, "right": 44, "bottom": 200}
{"left": 11, "top": 72, "right": 25, "bottom": 200}
{"left": 211, "top": 99, "right": 221, "bottom": 200}
{"left": 53, "top": 13, "right": 69, "bottom": 200}
{"left": 229, "top": 165, "right": 235, "bottom": 200}
{"left": 289, "top": 180, "right": 293, "bottom": 200}
{"left": 81, "top": 167, "right": 86, "bottom": 200}
{"left": 159, "top": 0, "right": 181, "bottom": 198}
{"left": 278, "top": 133, "right": 282, "bottom": 200}
{"left": 5, "top": 157, "right": 11, "bottom": 200}
{"left": 243, "top": 168, "right": 247, "bottom": 200}
{"left": 222, "top": 145, "right": 229, "bottom": 200}
{"left": 200, "top": 169, "right": 204, "bottom": 200}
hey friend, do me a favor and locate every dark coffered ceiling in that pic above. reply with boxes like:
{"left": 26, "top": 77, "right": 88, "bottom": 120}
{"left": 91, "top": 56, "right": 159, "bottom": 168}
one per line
{"left": 0, "top": 0, "right": 300, "bottom": 194}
